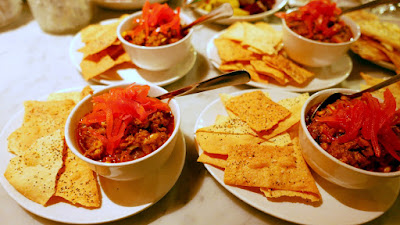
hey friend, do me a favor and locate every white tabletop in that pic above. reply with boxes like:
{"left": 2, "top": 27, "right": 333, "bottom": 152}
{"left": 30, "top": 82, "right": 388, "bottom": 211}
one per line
{"left": 1, "top": 2, "right": 399, "bottom": 225}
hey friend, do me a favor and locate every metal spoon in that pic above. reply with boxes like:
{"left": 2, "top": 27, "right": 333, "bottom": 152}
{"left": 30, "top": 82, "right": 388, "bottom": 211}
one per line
{"left": 310, "top": 73, "right": 400, "bottom": 119}
{"left": 155, "top": 70, "right": 251, "bottom": 100}
{"left": 341, "top": 0, "right": 399, "bottom": 14}
{"left": 181, "top": 3, "right": 234, "bottom": 32}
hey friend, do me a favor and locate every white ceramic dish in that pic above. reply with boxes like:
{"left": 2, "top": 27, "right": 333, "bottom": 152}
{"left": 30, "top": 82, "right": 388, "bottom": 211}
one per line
{"left": 69, "top": 19, "right": 196, "bottom": 86}
{"left": 93, "top": 0, "right": 167, "bottom": 10}
{"left": 206, "top": 26, "right": 352, "bottom": 92}
{"left": 117, "top": 11, "right": 194, "bottom": 71}
{"left": 0, "top": 87, "right": 186, "bottom": 224}
{"left": 281, "top": 15, "right": 360, "bottom": 67}
{"left": 192, "top": 0, "right": 288, "bottom": 25}
{"left": 194, "top": 89, "right": 400, "bottom": 225}
{"left": 299, "top": 88, "right": 400, "bottom": 189}
{"left": 65, "top": 83, "right": 181, "bottom": 181}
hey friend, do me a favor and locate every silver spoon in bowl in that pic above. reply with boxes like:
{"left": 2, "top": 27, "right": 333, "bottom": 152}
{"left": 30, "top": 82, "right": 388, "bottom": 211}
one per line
{"left": 155, "top": 70, "right": 251, "bottom": 100}
{"left": 310, "top": 73, "right": 400, "bottom": 119}
{"left": 181, "top": 3, "right": 234, "bottom": 33}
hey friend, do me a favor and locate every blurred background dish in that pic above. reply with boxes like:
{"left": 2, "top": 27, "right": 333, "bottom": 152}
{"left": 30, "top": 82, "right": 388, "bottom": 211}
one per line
{"left": 192, "top": 0, "right": 288, "bottom": 25}
{"left": 93, "top": 0, "right": 168, "bottom": 10}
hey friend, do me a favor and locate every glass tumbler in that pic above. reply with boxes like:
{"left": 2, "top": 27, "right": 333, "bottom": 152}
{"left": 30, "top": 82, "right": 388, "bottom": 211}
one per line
{"left": 27, "top": 0, "right": 94, "bottom": 33}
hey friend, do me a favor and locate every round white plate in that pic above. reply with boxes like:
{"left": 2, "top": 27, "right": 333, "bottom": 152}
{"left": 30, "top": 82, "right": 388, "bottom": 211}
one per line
{"left": 193, "top": 0, "right": 288, "bottom": 25}
{"left": 93, "top": 0, "right": 167, "bottom": 10}
{"left": 69, "top": 19, "right": 197, "bottom": 86}
{"left": 194, "top": 89, "right": 400, "bottom": 225}
{"left": 0, "top": 88, "right": 186, "bottom": 224}
{"left": 206, "top": 25, "right": 353, "bottom": 92}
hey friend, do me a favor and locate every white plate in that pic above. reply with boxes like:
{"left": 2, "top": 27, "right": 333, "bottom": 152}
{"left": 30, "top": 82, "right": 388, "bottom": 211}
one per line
{"left": 0, "top": 87, "right": 186, "bottom": 224}
{"left": 93, "top": 0, "right": 167, "bottom": 10}
{"left": 194, "top": 89, "right": 400, "bottom": 225}
{"left": 69, "top": 19, "right": 197, "bottom": 86}
{"left": 207, "top": 25, "right": 352, "bottom": 92}
{"left": 192, "top": 0, "right": 288, "bottom": 25}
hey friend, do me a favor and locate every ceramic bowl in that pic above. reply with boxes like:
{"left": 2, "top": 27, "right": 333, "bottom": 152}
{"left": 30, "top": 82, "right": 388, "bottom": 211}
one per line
{"left": 117, "top": 11, "right": 193, "bottom": 71}
{"left": 65, "top": 83, "right": 181, "bottom": 181}
{"left": 193, "top": 0, "right": 288, "bottom": 25}
{"left": 281, "top": 14, "right": 361, "bottom": 67}
{"left": 299, "top": 88, "right": 400, "bottom": 189}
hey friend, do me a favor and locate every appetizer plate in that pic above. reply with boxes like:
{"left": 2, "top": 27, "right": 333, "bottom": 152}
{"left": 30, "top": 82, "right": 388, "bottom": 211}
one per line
{"left": 207, "top": 25, "right": 352, "bottom": 92}
{"left": 194, "top": 89, "right": 400, "bottom": 225}
{"left": 69, "top": 19, "right": 197, "bottom": 86}
{"left": 192, "top": 0, "right": 288, "bottom": 25}
{"left": 93, "top": 0, "right": 167, "bottom": 10}
{"left": 0, "top": 87, "right": 186, "bottom": 224}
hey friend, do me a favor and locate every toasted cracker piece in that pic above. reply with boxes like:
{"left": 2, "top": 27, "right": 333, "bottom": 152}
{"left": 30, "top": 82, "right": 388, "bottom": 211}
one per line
{"left": 4, "top": 130, "right": 65, "bottom": 205}
{"left": 55, "top": 148, "right": 101, "bottom": 208}
{"left": 262, "top": 54, "right": 314, "bottom": 85}
{"left": 224, "top": 91, "right": 291, "bottom": 132}
{"left": 224, "top": 142, "right": 320, "bottom": 200}
{"left": 8, "top": 100, "right": 75, "bottom": 155}
{"left": 214, "top": 38, "right": 256, "bottom": 62}
{"left": 347, "top": 10, "right": 400, "bottom": 50}
{"left": 350, "top": 36, "right": 390, "bottom": 62}
{"left": 197, "top": 152, "right": 228, "bottom": 169}
{"left": 195, "top": 132, "right": 265, "bottom": 155}
{"left": 250, "top": 60, "right": 289, "bottom": 85}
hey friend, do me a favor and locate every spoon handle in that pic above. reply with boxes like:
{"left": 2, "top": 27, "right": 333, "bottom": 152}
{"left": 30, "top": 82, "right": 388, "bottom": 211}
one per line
{"left": 156, "top": 70, "right": 251, "bottom": 100}
{"left": 342, "top": 0, "right": 398, "bottom": 14}
{"left": 182, "top": 3, "right": 233, "bottom": 32}
{"left": 350, "top": 73, "right": 400, "bottom": 98}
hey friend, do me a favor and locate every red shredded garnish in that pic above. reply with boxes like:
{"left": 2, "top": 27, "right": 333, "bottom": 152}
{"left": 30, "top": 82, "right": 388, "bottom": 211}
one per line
{"left": 123, "top": 1, "right": 185, "bottom": 46}
{"left": 276, "top": 0, "right": 353, "bottom": 43}
{"left": 80, "top": 83, "right": 171, "bottom": 155}
{"left": 315, "top": 89, "right": 400, "bottom": 161}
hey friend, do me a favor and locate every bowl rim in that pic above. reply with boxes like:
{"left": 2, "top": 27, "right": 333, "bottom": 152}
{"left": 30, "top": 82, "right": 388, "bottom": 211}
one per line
{"left": 65, "top": 82, "right": 181, "bottom": 168}
{"left": 194, "top": 0, "right": 288, "bottom": 20}
{"left": 300, "top": 88, "right": 400, "bottom": 177}
{"left": 281, "top": 13, "right": 361, "bottom": 47}
{"left": 116, "top": 11, "right": 194, "bottom": 50}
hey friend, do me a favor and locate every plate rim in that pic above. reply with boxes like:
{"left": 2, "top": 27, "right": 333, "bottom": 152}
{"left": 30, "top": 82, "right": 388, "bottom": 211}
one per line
{"left": 0, "top": 87, "right": 186, "bottom": 224}
{"left": 69, "top": 18, "right": 196, "bottom": 86}
{"left": 206, "top": 26, "right": 353, "bottom": 92}
{"left": 192, "top": 0, "right": 288, "bottom": 25}
{"left": 193, "top": 88, "right": 400, "bottom": 225}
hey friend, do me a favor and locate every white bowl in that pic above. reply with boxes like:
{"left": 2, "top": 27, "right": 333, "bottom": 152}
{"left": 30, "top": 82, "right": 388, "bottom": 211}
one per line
{"left": 65, "top": 83, "right": 181, "bottom": 181}
{"left": 193, "top": 0, "right": 288, "bottom": 25}
{"left": 281, "top": 15, "right": 361, "bottom": 67}
{"left": 117, "top": 11, "right": 193, "bottom": 71}
{"left": 299, "top": 88, "right": 400, "bottom": 189}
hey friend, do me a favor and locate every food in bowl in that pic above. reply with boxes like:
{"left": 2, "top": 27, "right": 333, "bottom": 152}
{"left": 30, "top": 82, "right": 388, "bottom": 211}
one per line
{"left": 305, "top": 89, "right": 400, "bottom": 173}
{"left": 117, "top": 1, "right": 193, "bottom": 71}
{"left": 276, "top": 0, "right": 353, "bottom": 43}
{"left": 76, "top": 83, "right": 174, "bottom": 163}
{"left": 121, "top": 1, "right": 188, "bottom": 47}
{"left": 197, "top": 0, "right": 276, "bottom": 16}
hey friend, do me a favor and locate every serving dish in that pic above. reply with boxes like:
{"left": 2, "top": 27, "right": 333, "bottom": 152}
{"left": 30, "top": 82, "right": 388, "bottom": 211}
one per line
{"left": 299, "top": 88, "right": 400, "bottom": 189}
{"left": 65, "top": 83, "right": 181, "bottom": 181}
{"left": 0, "top": 86, "right": 186, "bottom": 223}
{"left": 69, "top": 18, "right": 197, "bottom": 86}
{"left": 117, "top": 11, "right": 194, "bottom": 71}
{"left": 206, "top": 26, "right": 352, "bottom": 92}
{"left": 192, "top": 0, "right": 288, "bottom": 25}
{"left": 194, "top": 88, "right": 400, "bottom": 225}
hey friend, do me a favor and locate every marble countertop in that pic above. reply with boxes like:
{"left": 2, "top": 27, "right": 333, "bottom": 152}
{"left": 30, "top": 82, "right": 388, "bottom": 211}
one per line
{"left": 1, "top": 2, "right": 400, "bottom": 225}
